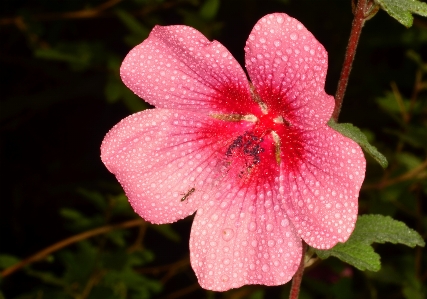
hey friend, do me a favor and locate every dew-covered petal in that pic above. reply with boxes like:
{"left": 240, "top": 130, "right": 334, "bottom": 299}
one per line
{"left": 190, "top": 159, "right": 301, "bottom": 291}
{"left": 280, "top": 126, "right": 365, "bottom": 249}
{"left": 121, "top": 25, "right": 258, "bottom": 114}
{"left": 245, "top": 13, "right": 334, "bottom": 128}
{"left": 101, "top": 109, "right": 254, "bottom": 224}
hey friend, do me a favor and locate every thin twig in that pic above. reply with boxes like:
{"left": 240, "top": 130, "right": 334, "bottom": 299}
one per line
{"left": 0, "top": 0, "right": 122, "bottom": 25}
{"left": 362, "top": 159, "right": 427, "bottom": 190}
{"left": 1, "top": 218, "right": 145, "bottom": 278}
{"left": 0, "top": 0, "right": 190, "bottom": 25}
{"left": 390, "top": 81, "right": 409, "bottom": 123}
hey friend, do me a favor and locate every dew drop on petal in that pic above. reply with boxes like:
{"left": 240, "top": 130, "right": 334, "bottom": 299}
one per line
{"left": 290, "top": 33, "right": 298, "bottom": 40}
{"left": 222, "top": 228, "right": 234, "bottom": 241}
{"left": 262, "top": 264, "right": 269, "bottom": 272}
{"left": 248, "top": 221, "right": 257, "bottom": 231}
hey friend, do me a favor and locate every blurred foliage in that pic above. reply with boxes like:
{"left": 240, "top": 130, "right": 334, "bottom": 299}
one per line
{"left": 0, "top": 0, "right": 426, "bottom": 298}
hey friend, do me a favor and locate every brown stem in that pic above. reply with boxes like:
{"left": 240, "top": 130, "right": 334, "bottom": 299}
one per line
{"left": 289, "top": 242, "right": 307, "bottom": 299}
{"left": 0, "top": 218, "right": 145, "bottom": 278}
{"left": 332, "top": 0, "right": 369, "bottom": 121}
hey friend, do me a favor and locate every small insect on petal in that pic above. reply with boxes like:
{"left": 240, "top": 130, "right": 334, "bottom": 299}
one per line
{"left": 181, "top": 187, "right": 196, "bottom": 202}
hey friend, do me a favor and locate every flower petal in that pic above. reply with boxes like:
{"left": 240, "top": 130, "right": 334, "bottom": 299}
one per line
{"left": 101, "top": 109, "right": 255, "bottom": 224}
{"left": 280, "top": 127, "right": 366, "bottom": 249}
{"left": 190, "top": 163, "right": 301, "bottom": 291}
{"left": 121, "top": 25, "right": 258, "bottom": 114}
{"left": 245, "top": 13, "right": 334, "bottom": 128}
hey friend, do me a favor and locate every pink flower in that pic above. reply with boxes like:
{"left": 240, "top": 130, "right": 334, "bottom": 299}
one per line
{"left": 101, "top": 13, "right": 366, "bottom": 291}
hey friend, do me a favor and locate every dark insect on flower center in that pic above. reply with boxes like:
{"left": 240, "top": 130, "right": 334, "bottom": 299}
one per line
{"left": 226, "top": 131, "right": 265, "bottom": 169}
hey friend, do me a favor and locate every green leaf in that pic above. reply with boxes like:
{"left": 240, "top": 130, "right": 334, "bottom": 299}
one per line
{"left": 0, "top": 254, "right": 20, "bottom": 269}
{"left": 314, "top": 214, "right": 425, "bottom": 271}
{"left": 76, "top": 188, "right": 107, "bottom": 211}
{"left": 25, "top": 268, "right": 66, "bottom": 287}
{"left": 116, "top": 9, "right": 149, "bottom": 39}
{"left": 374, "top": 0, "right": 427, "bottom": 27}
{"left": 350, "top": 214, "right": 425, "bottom": 247}
{"left": 315, "top": 240, "right": 381, "bottom": 271}
{"left": 122, "top": 87, "right": 150, "bottom": 113}
{"left": 328, "top": 120, "right": 388, "bottom": 168}
{"left": 149, "top": 224, "right": 181, "bottom": 242}
{"left": 199, "top": 0, "right": 220, "bottom": 21}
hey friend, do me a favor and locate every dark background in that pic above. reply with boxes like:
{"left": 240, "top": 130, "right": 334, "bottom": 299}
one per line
{"left": 1, "top": 0, "right": 426, "bottom": 298}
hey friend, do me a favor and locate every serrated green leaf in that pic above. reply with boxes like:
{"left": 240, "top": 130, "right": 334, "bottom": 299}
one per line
{"left": 328, "top": 120, "right": 388, "bottom": 168}
{"left": 351, "top": 214, "right": 425, "bottom": 247}
{"left": 375, "top": 0, "right": 427, "bottom": 27}
{"left": 314, "top": 241, "right": 381, "bottom": 271}
{"left": 314, "top": 214, "right": 424, "bottom": 271}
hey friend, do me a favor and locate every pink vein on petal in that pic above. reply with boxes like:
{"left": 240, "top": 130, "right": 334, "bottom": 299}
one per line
{"left": 101, "top": 109, "right": 255, "bottom": 224}
{"left": 245, "top": 13, "right": 334, "bottom": 128}
{"left": 120, "top": 25, "right": 258, "bottom": 114}
{"left": 280, "top": 126, "right": 366, "bottom": 249}
{"left": 190, "top": 157, "right": 301, "bottom": 291}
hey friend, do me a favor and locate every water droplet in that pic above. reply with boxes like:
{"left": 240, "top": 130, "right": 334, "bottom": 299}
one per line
{"left": 281, "top": 219, "right": 289, "bottom": 227}
{"left": 266, "top": 223, "right": 273, "bottom": 231}
{"left": 222, "top": 228, "right": 234, "bottom": 241}
{"left": 248, "top": 221, "right": 257, "bottom": 231}
{"left": 268, "top": 240, "right": 276, "bottom": 247}
{"left": 274, "top": 40, "right": 281, "bottom": 47}
{"left": 262, "top": 264, "right": 269, "bottom": 272}
{"left": 290, "top": 33, "right": 298, "bottom": 40}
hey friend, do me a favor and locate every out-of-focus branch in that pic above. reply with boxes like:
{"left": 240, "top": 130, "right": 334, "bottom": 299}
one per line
{"left": 0, "top": 0, "right": 190, "bottom": 25}
{"left": 363, "top": 159, "right": 427, "bottom": 190}
{"left": 0, "top": 0, "right": 122, "bottom": 25}
{"left": 1, "top": 218, "right": 145, "bottom": 278}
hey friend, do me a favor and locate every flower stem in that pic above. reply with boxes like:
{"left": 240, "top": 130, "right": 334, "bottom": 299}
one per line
{"left": 332, "top": 0, "right": 369, "bottom": 121}
{"left": 289, "top": 242, "right": 307, "bottom": 299}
